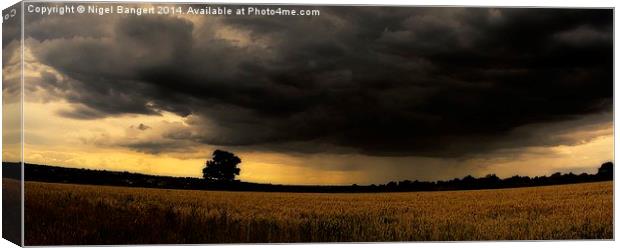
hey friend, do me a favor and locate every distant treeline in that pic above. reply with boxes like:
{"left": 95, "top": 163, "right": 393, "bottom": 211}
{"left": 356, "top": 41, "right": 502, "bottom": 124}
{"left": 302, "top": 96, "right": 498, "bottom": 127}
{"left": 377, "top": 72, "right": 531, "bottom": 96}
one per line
{"left": 2, "top": 162, "right": 613, "bottom": 193}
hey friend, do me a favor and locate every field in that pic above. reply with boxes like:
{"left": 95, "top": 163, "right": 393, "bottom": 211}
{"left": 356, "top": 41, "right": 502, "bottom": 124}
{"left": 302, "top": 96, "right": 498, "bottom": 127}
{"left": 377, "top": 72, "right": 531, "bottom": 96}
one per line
{"left": 24, "top": 181, "right": 612, "bottom": 245}
{"left": 2, "top": 179, "right": 21, "bottom": 245}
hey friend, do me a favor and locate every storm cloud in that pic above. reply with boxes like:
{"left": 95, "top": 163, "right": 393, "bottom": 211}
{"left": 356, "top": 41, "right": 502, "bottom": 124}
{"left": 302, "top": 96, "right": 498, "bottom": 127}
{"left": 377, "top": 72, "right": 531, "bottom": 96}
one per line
{"left": 25, "top": 6, "right": 613, "bottom": 157}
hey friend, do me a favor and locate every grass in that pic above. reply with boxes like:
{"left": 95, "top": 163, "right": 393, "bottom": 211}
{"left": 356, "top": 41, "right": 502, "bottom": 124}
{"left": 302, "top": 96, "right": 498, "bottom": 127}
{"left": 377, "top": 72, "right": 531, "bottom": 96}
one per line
{"left": 23, "top": 181, "right": 613, "bottom": 245}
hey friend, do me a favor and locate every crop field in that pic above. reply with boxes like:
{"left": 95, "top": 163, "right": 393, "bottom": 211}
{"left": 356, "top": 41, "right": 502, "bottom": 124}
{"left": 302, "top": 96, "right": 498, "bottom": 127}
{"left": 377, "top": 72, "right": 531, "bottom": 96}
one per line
{"left": 24, "top": 181, "right": 612, "bottom": 245}
{"left": 2, "top": 179, "right": 21, "bottom": 245}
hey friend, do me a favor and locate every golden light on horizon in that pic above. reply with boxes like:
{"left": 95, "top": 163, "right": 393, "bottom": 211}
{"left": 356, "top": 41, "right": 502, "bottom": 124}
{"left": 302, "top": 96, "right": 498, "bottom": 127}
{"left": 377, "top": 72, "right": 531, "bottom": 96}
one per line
{"left": 21, "top": 98, "right": 613, "bottom": 185}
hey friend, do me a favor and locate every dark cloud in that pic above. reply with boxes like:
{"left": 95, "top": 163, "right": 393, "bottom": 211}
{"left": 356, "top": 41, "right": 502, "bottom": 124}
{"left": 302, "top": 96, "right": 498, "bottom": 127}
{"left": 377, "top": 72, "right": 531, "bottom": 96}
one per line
{"left": 136, "top": 123, "right": 151, "bottom": 131}
{"left": 26, "top": 6, "right": 613, "bottom": 157}
{"left": 121, "top": 140, "right": 195, "bottom": 155}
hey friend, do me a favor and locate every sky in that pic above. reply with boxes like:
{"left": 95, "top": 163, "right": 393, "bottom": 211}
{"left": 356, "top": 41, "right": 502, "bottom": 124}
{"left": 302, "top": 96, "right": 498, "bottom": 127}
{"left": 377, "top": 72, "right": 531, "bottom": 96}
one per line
{"left": 3, "top": 5, "right": 613, "bottom": 185}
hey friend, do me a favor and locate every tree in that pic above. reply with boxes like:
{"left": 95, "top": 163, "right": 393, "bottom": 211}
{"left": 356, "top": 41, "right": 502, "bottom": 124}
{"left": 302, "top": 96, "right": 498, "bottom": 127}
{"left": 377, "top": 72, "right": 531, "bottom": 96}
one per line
{"left": 202, "top": 150, "right": 241, "bottom": 182}
{"left": 598, "top": 162, "right": 613, "bottom": 180}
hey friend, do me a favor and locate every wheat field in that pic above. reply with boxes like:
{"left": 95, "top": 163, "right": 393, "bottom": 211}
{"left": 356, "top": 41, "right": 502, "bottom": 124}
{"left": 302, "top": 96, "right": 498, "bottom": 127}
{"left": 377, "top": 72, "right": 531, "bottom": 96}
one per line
{"left": 24, "top": 181, "right": 612, "bottom": 245}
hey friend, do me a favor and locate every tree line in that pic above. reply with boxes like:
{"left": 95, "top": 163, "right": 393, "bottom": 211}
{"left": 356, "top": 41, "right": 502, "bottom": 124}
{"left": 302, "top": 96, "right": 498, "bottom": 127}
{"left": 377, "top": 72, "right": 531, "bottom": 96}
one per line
{"left": 2, "top": 149, "right": 613, "bottom": 193}
{"left": 369, "top": 161, "right": 612, "bottom": 192}
{"left": 200, "top": 149, "right": 614, "bottom": 191}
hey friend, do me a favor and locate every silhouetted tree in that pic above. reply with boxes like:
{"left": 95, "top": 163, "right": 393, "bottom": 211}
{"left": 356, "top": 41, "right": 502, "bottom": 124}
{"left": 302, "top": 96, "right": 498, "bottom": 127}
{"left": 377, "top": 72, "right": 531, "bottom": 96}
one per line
{"left": 598, "top": 162, "right": 613, "bottom": 180}
{"left": 481, "top": 174, "right": 501, "bottom": 188}
{"left": 386, "top": 181, "right": 397, "bottom": 189}
{"left": 399, "top": 180, "right": 412, "bottom": 188}
{"left": 203, "top": 150, "right": 241, "bottom": 182}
